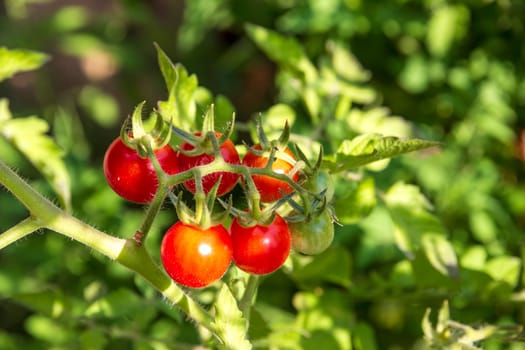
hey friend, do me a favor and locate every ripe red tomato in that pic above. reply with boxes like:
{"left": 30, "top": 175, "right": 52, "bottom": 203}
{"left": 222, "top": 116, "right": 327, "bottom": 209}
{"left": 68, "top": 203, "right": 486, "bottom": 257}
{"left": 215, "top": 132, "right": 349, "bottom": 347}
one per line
{"left": 161, "top": 222, "right": 232, "bottom": 288}
{"left": 230, "top": 214, "right": 291, "bottom": 275}
{"left": 103, "top": 137, "right": 178, "bottom": 203}
{"left": 242, "top": 144, "right": 299, "bottom": 202}
{"left": 177, "top": 133, "right": 241, "bottom": 196}
{"left": 289, "top": 209, "right": 334, "bottom": 255}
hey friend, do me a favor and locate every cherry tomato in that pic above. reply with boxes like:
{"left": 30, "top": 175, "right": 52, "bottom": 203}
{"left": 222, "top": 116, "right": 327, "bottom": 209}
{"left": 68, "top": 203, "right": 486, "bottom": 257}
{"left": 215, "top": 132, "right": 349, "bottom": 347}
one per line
{"left": 103, "top": 137, "right": 178, "bottom": 203}
{"left": 242, "top": 144, "right": 299, "bottom": 202}
{"left": 289, "top": 209, "right": 334, "bottom": 255}
{"left": 161, "top": 222, "right": 232, "bottom": 288}
{"left": 230, "top": 214, "right": 291, "bottom": 275}
{"left": 177, "top": 133, "right": 241, "bottom": 196}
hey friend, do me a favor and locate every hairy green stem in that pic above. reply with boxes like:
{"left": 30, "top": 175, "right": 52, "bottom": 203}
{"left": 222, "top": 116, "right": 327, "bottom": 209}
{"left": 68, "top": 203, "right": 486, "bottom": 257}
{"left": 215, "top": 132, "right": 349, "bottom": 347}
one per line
{"left": 0, "top": 216, "right": 42, "bottom": 249}
{"left": 0, "top": 160, "right": 126, "bottom": 258}
{"left": 165, "top": 160, "right": 306, "bottom": 195}
{"left": 136, "top": 183, "right": 168, "bottom": 244}
{"left": 0, "top": 159, "right": 224, "bottom": 345}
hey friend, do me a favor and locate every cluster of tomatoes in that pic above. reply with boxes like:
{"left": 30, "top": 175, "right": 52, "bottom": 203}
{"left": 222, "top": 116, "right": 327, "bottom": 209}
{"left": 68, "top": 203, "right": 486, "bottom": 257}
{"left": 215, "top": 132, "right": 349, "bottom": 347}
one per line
{"left": 103, "top": 114, "right": 334, "bottom": 288}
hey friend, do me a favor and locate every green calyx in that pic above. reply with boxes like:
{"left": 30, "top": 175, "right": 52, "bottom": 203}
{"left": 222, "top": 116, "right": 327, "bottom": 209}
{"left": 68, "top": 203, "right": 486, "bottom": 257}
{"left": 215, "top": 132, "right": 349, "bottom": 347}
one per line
{"left": 120, "top": 101, "right": 172, "bottom": 158}
{"left": 171, "top": 105, "right": 235, "bottom": 157}
{"left": 170, "top": 177, "right": 231, "bottom": 230}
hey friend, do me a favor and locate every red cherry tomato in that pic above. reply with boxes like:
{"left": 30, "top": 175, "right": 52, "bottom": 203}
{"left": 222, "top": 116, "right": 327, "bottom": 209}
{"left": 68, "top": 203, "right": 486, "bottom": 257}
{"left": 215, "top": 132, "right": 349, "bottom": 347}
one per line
{"left": 161, "top": 222, "right": 232, "bottom": 288}
{"left": 230, "top": 214, "right": 291, "bottom": 275}
{"left": 103, "top": 137, "right": 178, "bottom": 203}
{"left": 177, "top": 133, "right": 241, "bottom": 196}
{"left": 242, "top": 144, "right": 299, "bottom": 202}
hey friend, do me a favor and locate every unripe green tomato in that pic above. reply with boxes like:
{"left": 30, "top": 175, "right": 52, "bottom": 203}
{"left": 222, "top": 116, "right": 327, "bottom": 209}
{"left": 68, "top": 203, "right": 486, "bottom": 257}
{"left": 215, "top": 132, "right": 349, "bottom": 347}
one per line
{"left": 289, "top": 210, "right": 334, "bottom": 255}
{"left": 305, "top": 170, "right": 335, "bottom": 203}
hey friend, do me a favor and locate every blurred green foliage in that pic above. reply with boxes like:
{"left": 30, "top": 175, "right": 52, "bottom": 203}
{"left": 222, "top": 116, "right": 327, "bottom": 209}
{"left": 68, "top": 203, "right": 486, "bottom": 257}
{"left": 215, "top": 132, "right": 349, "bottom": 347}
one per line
{"left": 1, "top": 0, "right": 525, "bottom": 349}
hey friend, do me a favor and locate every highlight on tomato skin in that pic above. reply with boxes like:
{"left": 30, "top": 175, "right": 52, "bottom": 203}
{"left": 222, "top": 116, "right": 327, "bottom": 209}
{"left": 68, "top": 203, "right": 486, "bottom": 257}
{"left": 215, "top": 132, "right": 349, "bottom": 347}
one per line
{"left": 103, "top": 137, "right": 179, "bottom": 204}
{"left": 242, "top": 144, "right": 299, "bottom": 203}
{"left": 160, "top": 222, "right": 233, "bottom": 288}
{"left": 176, "top": 132, "right": 241, "bottom": 196}
{"left": 229, "top": 214, "right": 291, "bottom": 275}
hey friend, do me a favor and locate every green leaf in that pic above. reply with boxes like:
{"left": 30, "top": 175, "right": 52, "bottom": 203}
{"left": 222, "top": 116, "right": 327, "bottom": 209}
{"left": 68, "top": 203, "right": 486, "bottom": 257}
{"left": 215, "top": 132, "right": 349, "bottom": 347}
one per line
{"left": 13, "top": 290, "right": 69, "bottom": 318}
{"left": 328, "top": 41, "right": 370, "bottom": 83}
{"left": 484, "top": 256, "right": 521, "bottom": 288}
{"left": 78, "top": 85, "right": 119, "bottom": 128}
{"left": 422, "top": 234, "right": 459, "bottom": 279}
{"left": 85, "top": 288, "right": 143, "bottom": 319}
{"left": 245, "top": 23, "right": 317, "bottom": 82}
{"left": 0, "top": 47, "right": 49, "bottom": 82}
{"left": 426, "top": 5, "right": 469, "bottom": 57}
{"left": 155, "top": 44, "right": 198, "bottom": 131}
{"left": 324, "top": 134, "right": 440, "bottom": 172}
{"left": 0, "top": 100, "right": 71, "bottom": 210}
{"left": 155, "top": 42, "right": 179, "bottom": 91}
{"left": 291, "top": 246, "right": 351, "bottom": 288}
{"left": 25, "top": 315, "right": 71, "bottom": 344}
{"left": 334, "top": 176, "right": 376, "bottom": 224}
{"left": 80, "top": 329, "right": 108, "bottom": 350}
{"left": 353, "top": 322, "right": 378, "bottom": 350}
{"left": 212, "top": 283, "right": 251, "bottom": 350}
{"left": 384, "top": 182, "right": 458, "bottom": 278}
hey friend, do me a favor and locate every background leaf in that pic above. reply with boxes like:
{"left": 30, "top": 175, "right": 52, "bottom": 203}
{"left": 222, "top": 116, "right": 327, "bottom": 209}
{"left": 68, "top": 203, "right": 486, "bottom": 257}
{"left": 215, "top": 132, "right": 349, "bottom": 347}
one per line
{"left": 384, "top": 182, "right": 459, "bottom": 279}
{"left": 0, "top": 47, "right": 49, "bottom": 82}
{"left": 212, "top": 284, "right": 251, "bottom": 350}
{"left": 0, "top": 100, "right": 71, "bottom": 210}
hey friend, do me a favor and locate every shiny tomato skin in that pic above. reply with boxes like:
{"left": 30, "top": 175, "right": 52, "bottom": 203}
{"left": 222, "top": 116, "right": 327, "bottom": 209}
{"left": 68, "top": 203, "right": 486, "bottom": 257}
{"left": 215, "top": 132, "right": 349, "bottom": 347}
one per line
{"left": 242, "top": 144, "right": 299, "bottom": 202}
{"left": 103, "top": 137, "right": 178, "bottom": 203}
{"left": 230, "top": 214, "right": 291, "bottom": 275}
{"left": 177, "top": 133, "right": 241, "bottom": 196}
{"left": 161, "top": 222, "right": 232, "bottom": 288}
{"left": 289, "top": 209, "right": 334, "bottom": 255}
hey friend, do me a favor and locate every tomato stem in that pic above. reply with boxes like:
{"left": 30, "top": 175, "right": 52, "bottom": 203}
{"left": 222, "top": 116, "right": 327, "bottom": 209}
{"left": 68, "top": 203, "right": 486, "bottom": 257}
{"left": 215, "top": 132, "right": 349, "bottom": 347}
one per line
{"left": 0, "top": 159, "right": 238, "bottom": 347}
{"left": 239, "top": 274, "right": 260, "bottom": 322}
{"left": 0, "top": 216, "right": 42, "bottom": 249}
{"left": 136, "top": 184, "right": 168, "bottom": 245}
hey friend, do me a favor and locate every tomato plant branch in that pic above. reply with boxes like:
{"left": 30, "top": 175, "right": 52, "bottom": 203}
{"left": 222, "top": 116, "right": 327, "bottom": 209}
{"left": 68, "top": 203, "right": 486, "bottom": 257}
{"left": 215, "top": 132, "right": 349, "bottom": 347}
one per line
{"left": 115, "top": 239, "right": 217, "bottom": 334}
{"left": 135, "top": 184, "right": 168, "bottom": 245}
{"left": 0, "top": 216, "right": 42, "bottom": 249}
{"left": 165, "top": 160, "right": 306, "bottom": 196}
{"left": 0, "top": 159, "right": 231, "bottom": 346}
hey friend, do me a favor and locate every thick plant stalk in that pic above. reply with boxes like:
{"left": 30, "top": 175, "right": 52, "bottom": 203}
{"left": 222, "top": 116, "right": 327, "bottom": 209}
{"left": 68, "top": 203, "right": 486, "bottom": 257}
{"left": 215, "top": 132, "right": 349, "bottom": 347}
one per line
{"left": 0, "top": 159, "right": 244, "bottom": 348}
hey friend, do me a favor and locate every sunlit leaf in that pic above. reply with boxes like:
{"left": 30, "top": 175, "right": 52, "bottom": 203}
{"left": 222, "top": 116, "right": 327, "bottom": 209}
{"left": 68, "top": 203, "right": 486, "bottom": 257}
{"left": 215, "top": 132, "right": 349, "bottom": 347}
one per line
{"left": 485, "top": 256, "right": 521, "bottom": 288}
{"left": 212, "top": 283, "right": 251, "bottom": 350}
{"left": 422, "top": 234, "right": 459, "bottom": 279}
{"left": 323, "top": 134, "right": 440, "bottom": 172}
{"left": 328, "top": 41, "right": 370, "bottom": 83}
{"left": 78, "top": 85, "right": 119, "bottom": 128}
{"left": 385, "top": 183, "right": 458, "bottom": 279}
{"left": 246, "top": 23, "right": 317, "bottom": 82}
{"left": 427, "top": 5, "right": 470, "bottom": 57}
{"left": 291, "top": 246, "right": 351, "bottom": 288}
{"left": 25, "top": 315, "right": 71, "bottom": 344}
{"left": 0, "top": 100, "right": 71, "bottom": 210}
{"left": 334, "top": 176, "right": 376, "bottom": 224}
{"left": 0, "top": 47, "right": 49, "bottom": 82}
{"left": 398, "top": 55, "right": 428, "bottom": 93}
{"left": 155, "top": 44, "right": 198, "bottom": 131}
{"left": 85, "top": 288, "right": 143, "bottom": 319}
